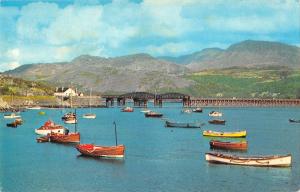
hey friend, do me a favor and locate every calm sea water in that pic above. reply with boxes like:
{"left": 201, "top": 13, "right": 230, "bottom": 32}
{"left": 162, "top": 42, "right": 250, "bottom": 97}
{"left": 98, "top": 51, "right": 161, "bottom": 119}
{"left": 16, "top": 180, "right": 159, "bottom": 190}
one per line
{"left": 1, "top": 103, "right": 300, "bottom": 192}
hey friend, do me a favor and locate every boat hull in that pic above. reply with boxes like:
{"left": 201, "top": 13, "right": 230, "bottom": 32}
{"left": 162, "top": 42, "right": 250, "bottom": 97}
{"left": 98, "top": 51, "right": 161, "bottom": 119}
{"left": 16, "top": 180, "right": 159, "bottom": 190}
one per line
{"left": 205, "top": 153, "right": 292, "bottom": 167}
{"left": 165, "top": 121, "right": 201, "bottom": 128}
{"left": 76, "top": 144, "right": 125, "bottom": 158}
{"left": 203, "top": 130, "right": 246, "bottom": 138}
{"left": 49, "top": 133, "right": 80, "bottom": 143}
{"left": 210, "top": 140, "right": 248, "bottom": 150}
{"left": 64, "top": 119, "right": 77, "bottom": 124}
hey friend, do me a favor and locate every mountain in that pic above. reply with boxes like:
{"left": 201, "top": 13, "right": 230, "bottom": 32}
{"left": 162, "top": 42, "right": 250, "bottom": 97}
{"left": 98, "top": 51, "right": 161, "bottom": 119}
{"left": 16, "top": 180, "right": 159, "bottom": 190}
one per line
{"left": 158, "top": 48, "right": 224, "bottom": 65}
{"left": 5, "top": 40, "right": 300, "bottom": 94}
{"left": 159, "top": 40, "right": 300, "bottom": 71}
{"left": 5, "top": 54, "right": 192, "bottom": 93}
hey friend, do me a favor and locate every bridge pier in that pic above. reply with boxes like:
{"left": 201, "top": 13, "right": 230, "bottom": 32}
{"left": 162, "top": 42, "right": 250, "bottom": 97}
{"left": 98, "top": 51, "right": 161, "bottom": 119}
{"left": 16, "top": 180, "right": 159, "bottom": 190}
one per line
{"left": 117, "top": 98, "right": 126, "bottom": 106}
{"left": 133, "top": 98, "right": 148, "bottom": 107}
{"left": 105, "top": 98, "right": 114, "bottom": 107}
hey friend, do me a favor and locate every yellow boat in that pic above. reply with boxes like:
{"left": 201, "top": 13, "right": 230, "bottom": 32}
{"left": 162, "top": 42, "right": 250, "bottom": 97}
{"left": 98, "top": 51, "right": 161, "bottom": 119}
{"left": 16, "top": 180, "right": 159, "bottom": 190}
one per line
{"left": 203, "top": 130, "right": 246, "bottom": 138}
{"left": 38, "top": 111, "right": 46, "bottom": 115}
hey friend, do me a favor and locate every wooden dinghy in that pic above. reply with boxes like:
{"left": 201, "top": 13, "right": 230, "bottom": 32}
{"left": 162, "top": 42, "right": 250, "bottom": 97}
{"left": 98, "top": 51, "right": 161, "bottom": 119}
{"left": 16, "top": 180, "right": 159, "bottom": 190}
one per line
{"left": 165, "top": 120, "right": 202, "bottom": 128}
{"left": 203, "top": 130, "right": 246, "bottom": 138}
{"left": 208, "top": 119, "right": 226, "bottom": 125}
{"left": 205, "top": 152, "right": 292, "bottom": 167}
{"left": 76, "top": 144, "right": 125, "bottom": 158}
{"left": 76, "top": 122, "right": 125, "bottom": 158}
{"left": 210, "top": 140, "right": 248, "bottom": 150}
{"left": 145, "top": 111, "right": 163, "bottom": 118}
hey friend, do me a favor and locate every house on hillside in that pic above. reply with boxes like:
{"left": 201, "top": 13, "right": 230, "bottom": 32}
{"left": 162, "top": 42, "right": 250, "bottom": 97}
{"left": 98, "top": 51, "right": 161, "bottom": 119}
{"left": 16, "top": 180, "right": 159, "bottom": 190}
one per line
{"left": 54, "top": 87, "right": 77, "bottom": 97}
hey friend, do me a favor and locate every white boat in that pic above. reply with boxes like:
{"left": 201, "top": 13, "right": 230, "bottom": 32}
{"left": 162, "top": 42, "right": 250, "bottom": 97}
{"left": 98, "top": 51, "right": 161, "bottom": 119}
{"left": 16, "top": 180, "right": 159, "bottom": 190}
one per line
{"left": 35, "top": 120, "right": 67, "bottom": 135}
{"left": 83, "top": 88, "right": 96, "bottom": 119}
{"left": 82, "top": 113, "right": 96, "bottom": 119}
{"left": 64, "top": 118, "right": 77, "bottom": 124}
{"left": 182, "top": 109, "right": 192, "bottom": 113}
{"left": 140, "top": 109, "right": 151, "bottom": 113}
{"left": 26, "top": 106, "right": 42, "bottom": 110}
{"left": 209, "top": 111, "right": 222, "bottom": 117}
{"left": 4, "top": 113, "right": 21, "bottom": 119}
{"left": 205, "top": 152, "right": 292, "bottom": 167}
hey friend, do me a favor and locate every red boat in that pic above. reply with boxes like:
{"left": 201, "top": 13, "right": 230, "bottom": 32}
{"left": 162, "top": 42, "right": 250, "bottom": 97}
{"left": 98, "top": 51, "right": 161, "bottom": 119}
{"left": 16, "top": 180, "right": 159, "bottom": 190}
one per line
{"left": 210, "top": 140, "right": 248, "bottom": 150}
{"left": 49, "top": 132, "right": 80, "bottom": 143}
{"left": 145, "top": 111, "right": 163, "bottom": 118}
{"left": 121, "top": 107, "right": 134, "bottom": 112}
{"left": 76, "top": 144, "right": 125, "bottom": 158}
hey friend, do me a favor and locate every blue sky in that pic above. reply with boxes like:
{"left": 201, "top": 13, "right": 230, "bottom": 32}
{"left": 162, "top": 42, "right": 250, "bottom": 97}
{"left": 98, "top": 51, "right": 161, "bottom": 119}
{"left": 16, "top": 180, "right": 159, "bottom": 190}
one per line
{"left": 0, "top": 0, "right": 299, "bottom": 71}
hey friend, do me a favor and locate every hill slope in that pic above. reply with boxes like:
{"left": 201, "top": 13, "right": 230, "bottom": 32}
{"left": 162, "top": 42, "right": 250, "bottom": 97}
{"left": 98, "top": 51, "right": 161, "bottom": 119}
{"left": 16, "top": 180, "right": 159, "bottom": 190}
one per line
{"left": 159, "top": 40, "right": 300, "bottom": 71}
{"left": 6, "top": 54, "right": 192, "bottom": 93}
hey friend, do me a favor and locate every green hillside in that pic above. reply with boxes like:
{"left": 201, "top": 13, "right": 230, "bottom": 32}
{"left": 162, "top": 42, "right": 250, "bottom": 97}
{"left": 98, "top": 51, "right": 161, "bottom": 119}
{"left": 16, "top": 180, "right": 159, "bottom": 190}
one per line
{"left": 0, "top": 74, "right": 54, "bottom": 96}
{"left": 179, "top": 67, "right": 300, "bottom": 98}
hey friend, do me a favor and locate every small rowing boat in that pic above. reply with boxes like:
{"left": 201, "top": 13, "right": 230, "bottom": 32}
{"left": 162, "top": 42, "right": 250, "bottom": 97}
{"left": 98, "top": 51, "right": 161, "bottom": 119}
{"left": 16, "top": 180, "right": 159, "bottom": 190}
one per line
{"left": 122, "top": 107, "right": 134, "bottom": 112}
{"left": 203, "top": 130, "right": 246, "bottom": 138}
{"left": 209, "top": 140, "right": 248, "bottom": 150}
{"left": 165, "top": 120, "right": 202, "bottom": 128}
{"left": 145, "top": 111, "right": 163, "bottom": 118}
{"left": 208, "top": 119, "right": 226, "bottom": 125}
{"left": 209, "top": 111, "right": 222, "bottom": 117}
{"left": 205, "top": 152, "right": 292, "bottom": 167}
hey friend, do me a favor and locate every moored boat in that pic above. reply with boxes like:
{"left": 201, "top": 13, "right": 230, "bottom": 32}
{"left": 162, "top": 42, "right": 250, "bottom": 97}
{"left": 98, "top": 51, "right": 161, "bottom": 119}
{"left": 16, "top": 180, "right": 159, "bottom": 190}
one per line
{"left": 165, "top": 120, "right": 202, "bottom": 128}
{"left": 209, "top": 111, "right": 222, "bottom": 117}
{"left": 208, "top": 119, "right": 226, "bottom": 125}
{"left": 203, "top": 130, "right": 246, "bottom": 138}
{"left": 38, "top": 111, "right": 46, "bottom": 115}
{"left": 62, "top": 112, "right": 76, "bottom": 120}
{"left": 64, "top": 116, "right": 77, "bottom": 124}
{"left": 82, "top": 113, "right": 96, "bottom": 119}
{"left": 205, "top": 152, "right": 292, "bottom": 167}
{"left": 140, "top": 109, "right": 151, "bottom": 113}
{"left": 209, "top": 140, "right": 248, "bottom": 150}
{"left": 289, "top": 119, "right": 300, "bottom": 123}
{"left": 76, "top": 144, "right": 125, "bottom": 158}
{"left": 4, "top": 113, "right": 21, "bottom": 119}
{"left": 181, "top": 109, "right": 192, "bottom": 113}
{"left": 192, "top": 108, "right": 203, "bottom": 113}
{"left": 121, "top": 107, "right": 134, "bottom": 112}
{"left": 76, "top": 122, "right": 125, "bottom": 158}
{"left": 145, "top": 111, "right": 163, "bottom": 118}
{"left": 35, "top": 120, "right": 67, "bottom": 135}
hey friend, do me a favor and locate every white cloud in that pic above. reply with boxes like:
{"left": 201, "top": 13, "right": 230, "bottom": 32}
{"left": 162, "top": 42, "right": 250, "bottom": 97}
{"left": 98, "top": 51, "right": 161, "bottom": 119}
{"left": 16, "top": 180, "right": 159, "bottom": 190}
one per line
{"left": 146, "top": 42, "right": 198, "bottom": 56}
{"left": 0, "top": 0, "right": 299, "bottom": 71}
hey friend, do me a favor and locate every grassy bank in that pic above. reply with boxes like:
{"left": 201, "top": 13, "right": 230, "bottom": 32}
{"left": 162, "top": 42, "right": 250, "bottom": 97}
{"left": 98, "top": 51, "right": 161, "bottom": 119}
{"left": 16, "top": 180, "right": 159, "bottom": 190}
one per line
{"left": 180, "top": 68, "right": 300, "bottom": 98}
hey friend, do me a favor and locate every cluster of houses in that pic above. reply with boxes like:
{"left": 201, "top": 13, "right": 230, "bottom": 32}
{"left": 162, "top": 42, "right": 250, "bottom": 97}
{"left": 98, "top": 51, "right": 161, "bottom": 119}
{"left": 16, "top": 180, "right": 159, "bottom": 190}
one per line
{"left": 53, "top": 87, "right": 84, "bottom": 97}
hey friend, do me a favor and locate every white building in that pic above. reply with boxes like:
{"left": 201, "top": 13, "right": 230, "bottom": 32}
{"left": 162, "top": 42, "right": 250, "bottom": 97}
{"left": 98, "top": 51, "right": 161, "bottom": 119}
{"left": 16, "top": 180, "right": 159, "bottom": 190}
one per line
{"left": 54, "top": 87, "right": 77, "bottom": 97}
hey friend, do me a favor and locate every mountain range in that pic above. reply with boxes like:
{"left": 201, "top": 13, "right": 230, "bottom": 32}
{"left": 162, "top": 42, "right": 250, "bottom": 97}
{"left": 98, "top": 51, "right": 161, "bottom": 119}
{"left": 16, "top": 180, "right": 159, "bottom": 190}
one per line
{"left": 5, "top": 40, "right": 300, "bottom": 93}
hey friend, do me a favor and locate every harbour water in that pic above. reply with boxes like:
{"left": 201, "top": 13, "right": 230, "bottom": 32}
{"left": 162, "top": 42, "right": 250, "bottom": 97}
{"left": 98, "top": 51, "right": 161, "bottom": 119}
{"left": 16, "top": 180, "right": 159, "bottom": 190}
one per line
{"left": 1, "top": 104, "right": 300, "bottom": 192}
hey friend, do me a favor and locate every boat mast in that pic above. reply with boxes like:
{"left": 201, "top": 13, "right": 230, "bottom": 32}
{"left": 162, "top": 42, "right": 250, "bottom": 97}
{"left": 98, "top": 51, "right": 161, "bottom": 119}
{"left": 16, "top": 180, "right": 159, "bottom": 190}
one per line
{"left": 113, "top": 121, "right": 118, "bottom": 146}
{"left": 74, "top": 108, "right": 77, "bottom": 133}
{"left": 89, "top": 88, "right": 92, "bottom": 113}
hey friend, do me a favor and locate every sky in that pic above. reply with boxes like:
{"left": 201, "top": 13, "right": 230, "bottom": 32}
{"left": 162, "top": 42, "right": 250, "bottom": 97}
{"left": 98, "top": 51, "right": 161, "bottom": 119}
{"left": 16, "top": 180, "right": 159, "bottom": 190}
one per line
{"left": 0, "top": 0, "right": 299, "bottom": 71}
